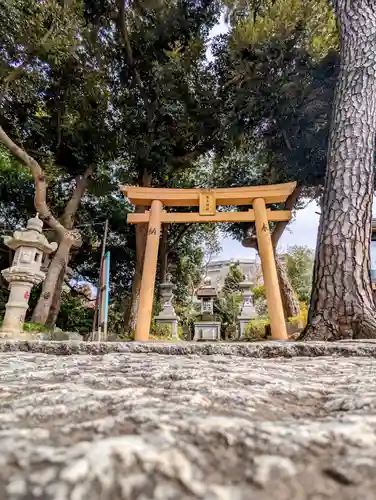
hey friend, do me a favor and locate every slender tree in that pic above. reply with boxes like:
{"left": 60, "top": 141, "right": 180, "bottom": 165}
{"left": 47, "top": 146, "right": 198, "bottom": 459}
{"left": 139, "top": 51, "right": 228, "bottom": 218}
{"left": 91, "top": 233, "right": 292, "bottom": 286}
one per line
{"left": 0, "top": 0, "right": 118, "bottom": 324}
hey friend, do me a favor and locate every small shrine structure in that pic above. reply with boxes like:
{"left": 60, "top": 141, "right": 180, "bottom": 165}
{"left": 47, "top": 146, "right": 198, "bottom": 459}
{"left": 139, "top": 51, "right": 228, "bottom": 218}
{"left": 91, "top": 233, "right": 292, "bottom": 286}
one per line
{"left": 193, "top": 276, "right": 221, "bottom": 341}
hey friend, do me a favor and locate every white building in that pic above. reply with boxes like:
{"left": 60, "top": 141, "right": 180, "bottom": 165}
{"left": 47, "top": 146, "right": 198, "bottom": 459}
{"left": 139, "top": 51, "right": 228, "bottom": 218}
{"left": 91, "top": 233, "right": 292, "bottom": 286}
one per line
{"left": 205, "top": 258, "right": 259, "bottom": 290}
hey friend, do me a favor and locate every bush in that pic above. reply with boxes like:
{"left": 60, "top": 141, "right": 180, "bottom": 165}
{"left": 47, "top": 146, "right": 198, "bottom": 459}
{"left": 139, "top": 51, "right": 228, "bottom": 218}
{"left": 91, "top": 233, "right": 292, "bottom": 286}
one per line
{"left": 149, "top": 322, "right": 175, "bottom": 341}
{"left": 23, "top": 322, "right": 49, "bottom": 333}
{"left": 224, "top": 323, "right": 237, "bottom": 340}
{"left": 243, "top": 318, "right": 269, "bottom": 341}
{"left": 252, "top": 285, "right": 268, "bottom": 316}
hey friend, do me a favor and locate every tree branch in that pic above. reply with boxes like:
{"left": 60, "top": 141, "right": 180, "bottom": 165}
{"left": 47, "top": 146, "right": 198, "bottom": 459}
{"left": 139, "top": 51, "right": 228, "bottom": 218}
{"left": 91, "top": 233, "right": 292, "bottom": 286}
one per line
{"left": 271, "top": 186, "right": 301, "bottom": 248}
{"left": 60, "top": 166, "right": 93, "bottom": 229}
{"left": 241, "top": 187, "right": 302, "bottom": 251}
{"left": 0, "top": 67, "right": 24, "bottom": 103}
{"left": 167, "top": 224, "right": 192, "bottom": 254}
{"left": 116, "top": 0, "right": 150, "bottom": 113}
{"left": 0, "top": 126, "right": 66, "bottom": 239}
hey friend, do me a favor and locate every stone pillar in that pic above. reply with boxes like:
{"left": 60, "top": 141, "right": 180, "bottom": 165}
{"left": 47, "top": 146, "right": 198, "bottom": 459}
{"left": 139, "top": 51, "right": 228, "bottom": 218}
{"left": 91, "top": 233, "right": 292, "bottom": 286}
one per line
{"left": 238, "top": 276, "right": 257, "bottom": 339}
{"left": 1, "top": 215, "right": 57, "bottom": 339}
{"left": 154, "top": 274, "right": 179, "bottom": 338}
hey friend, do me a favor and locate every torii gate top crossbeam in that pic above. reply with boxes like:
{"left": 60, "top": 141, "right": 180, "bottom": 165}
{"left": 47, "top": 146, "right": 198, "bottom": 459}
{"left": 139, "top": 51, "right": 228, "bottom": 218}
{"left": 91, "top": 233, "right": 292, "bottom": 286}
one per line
{"left": 121, "top": 182, "right": 297, "bottom": 207}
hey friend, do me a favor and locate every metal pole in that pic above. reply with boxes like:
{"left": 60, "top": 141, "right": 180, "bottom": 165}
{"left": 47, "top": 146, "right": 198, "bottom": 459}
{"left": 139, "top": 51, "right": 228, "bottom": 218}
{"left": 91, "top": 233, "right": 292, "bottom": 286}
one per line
{"left": 92, "top": 219, "right": 109, "bottom": 340}
{"left": 102, "top": 251, "right": 110, "bottom": 341}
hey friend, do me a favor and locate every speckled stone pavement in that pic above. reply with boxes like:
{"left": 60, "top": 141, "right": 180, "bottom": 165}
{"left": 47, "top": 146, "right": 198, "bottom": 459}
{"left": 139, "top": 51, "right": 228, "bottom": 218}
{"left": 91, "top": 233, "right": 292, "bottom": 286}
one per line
{"left": 0, "top": 341, "right": 376, "bottom": 499}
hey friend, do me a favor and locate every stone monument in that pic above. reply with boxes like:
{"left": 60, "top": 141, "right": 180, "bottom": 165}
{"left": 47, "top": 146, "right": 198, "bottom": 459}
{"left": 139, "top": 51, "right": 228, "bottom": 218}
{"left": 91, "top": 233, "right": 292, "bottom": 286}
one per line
{"left": 1, "top": 214, "right": 57, "bottom": 338}
{"left": 193, "top": 276, "right": 221, "bottom": 341}
{"left": 154, "top": 274, "right": 179, "bottom": 338}
{"left": 238, "top": 274, "right": 257, "bottom": 339}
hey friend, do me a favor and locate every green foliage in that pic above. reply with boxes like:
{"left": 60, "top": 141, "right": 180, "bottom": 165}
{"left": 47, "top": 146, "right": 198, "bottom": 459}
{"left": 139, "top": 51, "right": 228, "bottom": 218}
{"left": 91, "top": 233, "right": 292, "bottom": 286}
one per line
{"left": 23, "top": 322, "right": 49, "bottom": 333}
{"left": 227, "top": 0, "right": 338, "bottom": 59}
{"left": 223, "top": 262, "right": 243, "bottom": 294}
{"left": 149, "top": 322, "right": 182, "bottom": 341}
{"left": 251, "top": 284, "right": 268, "bottom": 316}
{"left": 243, "top": 318, "right": 269, "bottom": 340}
{"left": 56, "top": 292, "right": 94, "bottom": 333}
{"left": 251, "top": 284, "right": 265, "bottom": 302}
{"left": 283, "top": 246, "right": 314, "bottom": 302}
{"left": 212, "top": 0, "right": 340, "bottom": 246}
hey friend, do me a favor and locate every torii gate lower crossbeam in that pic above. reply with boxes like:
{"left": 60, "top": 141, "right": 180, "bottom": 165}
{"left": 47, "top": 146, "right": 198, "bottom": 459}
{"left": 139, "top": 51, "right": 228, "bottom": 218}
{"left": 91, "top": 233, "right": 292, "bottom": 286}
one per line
{"left": 122, "top": 182, "right": 297, "bottom": 342}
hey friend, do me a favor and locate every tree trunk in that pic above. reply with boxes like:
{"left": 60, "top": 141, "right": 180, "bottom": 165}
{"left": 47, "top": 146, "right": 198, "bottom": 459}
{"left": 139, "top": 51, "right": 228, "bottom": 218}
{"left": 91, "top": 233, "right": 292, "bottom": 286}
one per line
{"left": 46, "top": 265, "right": 65, "bottom": 328}
{"left": 275, "top": 256, "right": 300, "bottom": 318}
{"left": 31, "top": 237, "right": 73, "bottom": 325}
{"left": 124, "top": 170, "right": 152, "bottom": 331}
{"left": 304, "top": 1, "right": 376, "bottom": 340}
{"left": 31, "top": 167, "right": 91, "bottom": 325}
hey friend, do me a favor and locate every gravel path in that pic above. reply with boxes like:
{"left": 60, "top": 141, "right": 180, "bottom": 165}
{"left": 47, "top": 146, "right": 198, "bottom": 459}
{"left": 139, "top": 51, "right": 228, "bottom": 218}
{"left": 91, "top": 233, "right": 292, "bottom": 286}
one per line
{"left": 0, "top": 342, "right": 376, "bottom": 499}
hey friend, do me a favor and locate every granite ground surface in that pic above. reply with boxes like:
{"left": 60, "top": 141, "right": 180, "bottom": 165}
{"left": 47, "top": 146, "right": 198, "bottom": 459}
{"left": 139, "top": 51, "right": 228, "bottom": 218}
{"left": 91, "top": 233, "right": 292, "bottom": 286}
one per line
{"left": 0, "top": 341, "right": 376, "bottom": 499}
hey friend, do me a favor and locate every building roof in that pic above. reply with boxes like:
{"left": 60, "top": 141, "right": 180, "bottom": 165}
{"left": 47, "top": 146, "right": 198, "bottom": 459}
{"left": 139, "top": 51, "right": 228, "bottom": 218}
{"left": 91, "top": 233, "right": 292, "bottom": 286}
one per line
{"left": 207, "top": 258, "right": 256, "bottom": 267}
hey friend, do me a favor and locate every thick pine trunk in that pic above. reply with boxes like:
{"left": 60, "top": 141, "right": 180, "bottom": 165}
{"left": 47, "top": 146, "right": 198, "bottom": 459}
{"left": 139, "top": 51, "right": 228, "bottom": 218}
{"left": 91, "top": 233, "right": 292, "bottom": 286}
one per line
{"left": 305, "top": 1, "right": 376, "bottom": 340}
{"left": 275, "top": 256, "right": 300, "bottom": 319}
{"left": 32, "top": 237, "right": 73, "bottom": 325}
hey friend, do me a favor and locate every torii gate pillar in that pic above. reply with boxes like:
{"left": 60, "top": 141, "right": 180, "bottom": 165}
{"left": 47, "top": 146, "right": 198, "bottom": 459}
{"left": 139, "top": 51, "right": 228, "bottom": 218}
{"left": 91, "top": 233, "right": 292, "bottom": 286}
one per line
{"left": 135, "top": 199, "right": 163, "bottom": 341}
{"left": 254, "top": 198, "right": 287, "bottom": 340}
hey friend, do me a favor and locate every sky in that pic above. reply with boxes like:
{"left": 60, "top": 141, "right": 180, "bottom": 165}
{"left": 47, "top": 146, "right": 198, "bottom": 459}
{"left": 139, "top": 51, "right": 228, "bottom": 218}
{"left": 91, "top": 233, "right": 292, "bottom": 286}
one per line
{"left": 219, "top": 201, "right": 320, "bottom": 260}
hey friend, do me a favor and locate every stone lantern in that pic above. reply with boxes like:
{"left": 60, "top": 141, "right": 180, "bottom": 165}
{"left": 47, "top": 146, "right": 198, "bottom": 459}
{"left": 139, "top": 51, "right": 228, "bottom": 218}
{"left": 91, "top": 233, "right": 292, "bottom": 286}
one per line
{"left": 1, "top": 215, "right": 57, "bottom": 338}
{"left": 154, "top": 274, "right": 179, "bottom": 338}
{"left": 238, "top": 274, "right": 257, "bottom": 339}
{"left": 193, "top": 276, "right": 221, "bottom": 341}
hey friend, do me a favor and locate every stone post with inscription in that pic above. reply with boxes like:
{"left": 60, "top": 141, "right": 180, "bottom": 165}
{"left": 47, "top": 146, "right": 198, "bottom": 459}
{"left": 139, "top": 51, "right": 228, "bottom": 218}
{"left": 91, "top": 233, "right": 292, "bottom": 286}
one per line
{"left": 1, "top": 215, "right": 57, "bottom": 338}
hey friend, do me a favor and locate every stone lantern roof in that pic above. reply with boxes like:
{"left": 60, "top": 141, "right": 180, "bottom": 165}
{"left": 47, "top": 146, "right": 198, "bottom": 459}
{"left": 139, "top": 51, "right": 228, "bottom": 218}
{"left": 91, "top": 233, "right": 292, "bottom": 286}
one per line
{"left": 3, "top": 214, "right": 57, "bottom": 254}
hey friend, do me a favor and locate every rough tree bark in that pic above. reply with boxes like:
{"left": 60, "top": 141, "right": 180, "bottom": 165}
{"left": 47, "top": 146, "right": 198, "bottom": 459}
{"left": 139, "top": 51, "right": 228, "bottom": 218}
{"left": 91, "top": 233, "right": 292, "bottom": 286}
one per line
{"left": 304, "top": 0, "right": 376, "bottom": 340}
{"left": 32, "top": 237, "right": 74, "bottom": 324}
{"left": 46, "top": 266, "right": 65, "bottom": 327}
{"left": 275, "top": 256, "right": 300, "bottom": 318}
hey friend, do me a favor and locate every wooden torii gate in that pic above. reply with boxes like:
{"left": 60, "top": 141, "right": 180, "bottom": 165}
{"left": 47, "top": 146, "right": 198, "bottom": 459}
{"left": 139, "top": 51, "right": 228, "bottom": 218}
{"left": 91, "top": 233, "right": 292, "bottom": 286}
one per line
{"left": 122, "top": 181, "right": 296, "bottom": 342}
